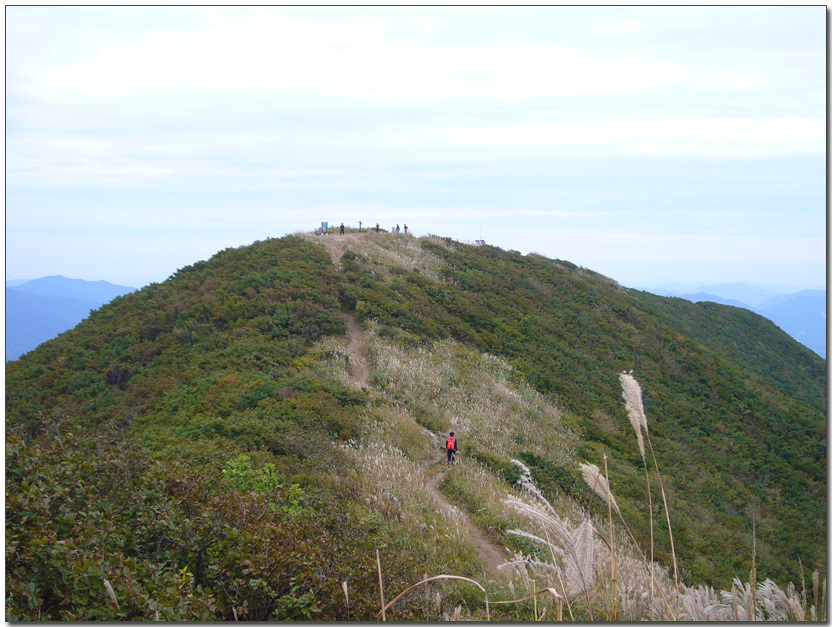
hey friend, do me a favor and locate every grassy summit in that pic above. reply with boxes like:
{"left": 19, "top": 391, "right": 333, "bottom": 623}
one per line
{"left": 6, "top": 232, "right": 825, "bottom": 620}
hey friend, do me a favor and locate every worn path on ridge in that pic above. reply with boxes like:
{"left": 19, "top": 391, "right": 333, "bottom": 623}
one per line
{"left": 321, "top": 232, "right": 508, "bottom": 577}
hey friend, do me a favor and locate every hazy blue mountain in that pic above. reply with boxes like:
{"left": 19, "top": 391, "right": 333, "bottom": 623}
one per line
{"left": 687, "top": 282, "right": 778, "bottom": 307}
{"left": 756, "top": 290, "right": 826, "bottom": 358}
{"left": 6, "top": 276, "right": 135, "bottom": 361}
{"left": 9, "top": 275, "right": 134, "bottom": 303}
{"left": 758, "top": 289, "right": 824, "bottom": 310}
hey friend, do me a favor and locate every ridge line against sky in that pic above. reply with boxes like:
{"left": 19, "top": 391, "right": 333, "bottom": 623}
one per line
{"left": 5, "top": 6, "right": 826, "bottom": 289}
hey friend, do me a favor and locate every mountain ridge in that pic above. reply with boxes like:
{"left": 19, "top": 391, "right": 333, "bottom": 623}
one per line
{"left": 5, "top": 232, "right": 825, "bottom": 620}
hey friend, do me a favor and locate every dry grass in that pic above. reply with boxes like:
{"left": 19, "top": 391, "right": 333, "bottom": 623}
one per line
{"left": 338, "top": 232, "right": 449, "bottom": 283}
{"left": 299, "top": 336, "right": 353, "bottom": 386}
{"left": 363, "top": 329, "right": 574, "bottom": 465}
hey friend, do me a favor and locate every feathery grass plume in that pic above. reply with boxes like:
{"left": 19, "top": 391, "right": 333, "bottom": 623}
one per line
{"left": 619, "top": 371, "right": 648, "bottom": 458}
{"left": 342, "top": 581, "right": 350, "bottom": 620}
{"left": 706, "top": 577, "right": 807, "bottom": 621}
{"left": 504, "top": 472, "right": 597, "bottom": 611}
{"left": 102, "top": 578, "right": 119, "bottom": 612}
{"left": 565, "top": 520, "right": 596, "bottom": 597}
{"left": 580, "top": 462, "right": 620, "bottom": 515}
{"left": 506, "top": 461, "right": 717, "bottom": 621}
{"left": 674, "top": 583, "right": 720, "bottom": 620}
{"left": 503, "top": 466, "right": 597, "bottom": 611}
{"left": 511, "top": 459, "right": 557, "bottom": 516}
{"left": 504, "top": 521, "right": 596, "bottom": 598}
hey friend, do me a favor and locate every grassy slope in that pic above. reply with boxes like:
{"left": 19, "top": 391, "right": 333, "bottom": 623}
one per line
{"left": 5, "top": 233, "right": 826, "bottom": 619}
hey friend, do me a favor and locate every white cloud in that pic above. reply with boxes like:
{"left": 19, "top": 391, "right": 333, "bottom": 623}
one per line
{"left": 591, "top": 18, "right": 646, "bottom": 35}
{"left": 36, "top": 15, "right": 683, "bottom": 103}
{"left": 424, "top": 117, "right": 824, "bottom": 157}
{"left": 698, "top": 71, "right": 770, "bottom": 89}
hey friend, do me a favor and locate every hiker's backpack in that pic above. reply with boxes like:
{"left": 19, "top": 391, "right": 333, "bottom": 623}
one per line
{"left": 446, "top": 436, "right": 456, "bottom": 451}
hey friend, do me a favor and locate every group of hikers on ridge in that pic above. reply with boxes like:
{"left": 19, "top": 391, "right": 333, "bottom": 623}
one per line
{"left": 331, "top": 223, "right": 408, "bottom": 235}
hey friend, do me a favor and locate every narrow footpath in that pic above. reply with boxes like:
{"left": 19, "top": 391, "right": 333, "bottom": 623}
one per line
{"left": 321, "top": 233, "right": 507, "bottom": 578}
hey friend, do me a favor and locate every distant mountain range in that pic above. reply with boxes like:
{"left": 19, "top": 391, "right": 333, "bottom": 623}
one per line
{"left": 6, "top": 276, "right": 135, "bottom": 361}
{"left": 639, "top": 283, "right": 826, "bottom": 358}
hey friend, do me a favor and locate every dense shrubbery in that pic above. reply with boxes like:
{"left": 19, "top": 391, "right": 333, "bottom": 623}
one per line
{"left": 6, "top": 420, "right": 472, "bottom": 621}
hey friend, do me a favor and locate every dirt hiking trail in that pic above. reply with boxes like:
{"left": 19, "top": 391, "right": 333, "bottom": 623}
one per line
{"left": 320, "top": 233, "right": 508, "bottom": 578}
{"left": 421, "top": 435, "right": 509, "bottom": 577}
{"left": 321, "top": 234, "right": 371, "bottom": 387}
{"left": 343, "top": 312, "right": 370, "bottom": 387}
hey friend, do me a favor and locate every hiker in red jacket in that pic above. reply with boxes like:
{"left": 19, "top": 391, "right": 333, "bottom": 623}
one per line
{"left": 446, "top": 432, "right": 458, "bottom": 465}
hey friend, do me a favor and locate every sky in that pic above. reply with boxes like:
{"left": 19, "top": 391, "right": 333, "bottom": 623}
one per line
{"left": 5, "top": 6, "right": 826, "bottom": 291}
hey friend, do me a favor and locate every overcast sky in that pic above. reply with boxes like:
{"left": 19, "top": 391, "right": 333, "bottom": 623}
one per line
{"left": 6, "top": 6, "right": 826, "bottom": 290}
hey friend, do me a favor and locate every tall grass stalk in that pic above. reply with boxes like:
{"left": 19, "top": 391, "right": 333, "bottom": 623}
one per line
{"left": 620, "top": 371, "right": 657, "bottom": 620}
{"left": 645, "top": 433, "right": 680, "bottom": 619}
{"left": 799, "top": 558, "right": 807, "bottom": 618}
{"left": 579, "top": 459, "right": 673, "bottom": 614}
{"left": 542, "top": 523, "right": 577, "bottom": 620}
{"left": 813, "top": 571, "right": 819, "bottom": 619}
{"left": 603, "top": 455, "right": 617, "bottom": 621}
{"left": 379, "top": 575, "right": 490, "bottom": 621}
{"left": 377, "top": 549, "right": 386, "bottom": 621}
{"left": 620, "top": 372, "right": 680, "bottom": 620}
{"left": 492, "top": 586, "right": 563, "bottom": 620}
{"left": 641, "top": 450, "right": 656, "bottom": 621}
{"left": 750, "top": 517, "right": 757, "bottom": 622}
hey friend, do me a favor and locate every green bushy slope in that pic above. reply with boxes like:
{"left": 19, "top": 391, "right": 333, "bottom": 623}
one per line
{"left": 6, "top": 233, "right": 825, "bottom": 620}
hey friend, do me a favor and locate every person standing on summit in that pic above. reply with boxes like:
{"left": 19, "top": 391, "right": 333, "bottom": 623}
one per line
{"left": 446, "top": 432, "right": 458, "bottom": 465}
